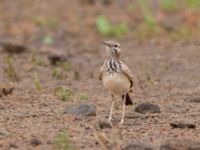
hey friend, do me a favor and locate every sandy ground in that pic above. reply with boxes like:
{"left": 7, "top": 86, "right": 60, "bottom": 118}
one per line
{"left": 1, "top": 0, "right": 200, "bottom": 150}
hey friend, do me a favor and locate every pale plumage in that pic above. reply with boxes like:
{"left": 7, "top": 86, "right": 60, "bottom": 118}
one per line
{"left": 99, "top": 40, "right": 134, "bottom": 125}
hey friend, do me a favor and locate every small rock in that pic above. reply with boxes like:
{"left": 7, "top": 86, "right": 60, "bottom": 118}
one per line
{"left": 187, "top": 95, "right": 200, "bottom": 103}
{"left": 64, "top": 104, "right": 96, "bottom": 116}
{"left": 122, "top": 142, "right": 155, "bottom": 150}
{"left": 47, "top": 140, "right": 53, "bottom": 144}
{"left": 135, "top": 103, "right": 160, "bottom": 114}
{"left": 1, "top": 42, "right": 27, "bottom": 54}
{"left": 30, "top": 138, "right": 42, "bottom": 146}
{"left": 102, "top": 0, "right": 112, "bottom": 5}
{"left": 160, "top": 139, "right": 200, "bottom": 150}
{"left": 98, "top": 121, "right": 112, "bottom": 129}
{"left": 81, "top": 0, "right": 95, "bottom": 5}
{"left": 0, "top": 83, "right": 15, "bottom": 97}
{"left": 48, "top": 55, "right": 67, "bottom": 65}
{"left": 170, "top": 122, "right": 196, "bottom": 129}
{"left": 9, "top": 143, "right": 18, "bottom": 148}
{"left": 0, "top": 130, "right": 10, "bottom": 138}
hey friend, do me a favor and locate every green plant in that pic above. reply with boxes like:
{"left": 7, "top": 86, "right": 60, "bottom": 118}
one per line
{"left": 51, "top": 68, "right": 62, "bottom": 79}
{"left": 61, "top": 62, "right": 71, "bottom": 71}
{"left": 56, "top": 62, "right": 71, "bottom": 71}
{"left": 43, "top": 35, "right": 54, "bottom": 45}
{"left": 4, "top": 56, "right": 19, "bottom": 81}
{"left": 31, "top": 49, "right": 44, "bottom": 66}
{"left": 33, "top": 73, "right": 43, "bottom": 91}
{"left": 79, "top": 92, "right": 89, "bottom": 101}
{"left": 96, "top": 15, "right": 129, "bottom": 38}
{"left": 186, "top": 0, "right": 200, "bottom": 10}
{"left": 127, "top": 3, "right": 135, "bottom": 12}
{"left": 160, "top": 0, "right": 178, "bottom": 11}
{"left": 32, "top": 16, "right": 59, "bottom": 29}
{"left": 54, "top": 131, "right": 75, "bottom": 150}
{"left": 138, "top": 0, "right": 157, "bottom": 29}
{"left": 54, "top": 87, "right": 72, "bottom": 101}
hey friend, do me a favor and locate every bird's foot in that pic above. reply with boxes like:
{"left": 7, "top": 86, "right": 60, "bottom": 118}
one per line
{"left": 108, "top": 119, "right": 113, "bottom": 126}
{"left": 119, "top": 120, "right": 124, "bottom": 126}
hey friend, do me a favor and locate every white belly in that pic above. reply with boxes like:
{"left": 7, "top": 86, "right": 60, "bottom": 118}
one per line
{"left": 102, "top": 73, "right": 130, "bottom": 95}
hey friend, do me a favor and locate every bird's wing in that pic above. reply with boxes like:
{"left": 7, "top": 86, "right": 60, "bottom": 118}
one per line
{"left": 120, "top": 62, "right": 134, "bottom": 88}
{"left": 99, "top": 65, "right": 104, "bottom": 81}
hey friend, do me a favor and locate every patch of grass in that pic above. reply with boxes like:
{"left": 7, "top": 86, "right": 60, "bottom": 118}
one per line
{"left": 96, "top": 15, "right": 129, "bottom": 38}
{"left": 139, "top": 0, "right": 157, "bottom": 29}
{"left": 127, "top": 3, "right": 135, "bottom": 12}
{"left": 56, "top": 62, "right": 71, "bottom": 71}
{"left": 135, "top": 0, "right": 159, "bottom": 41}
{"left": 54, "top": 87, "right": 72, "bottom": 101}
{"left": 146, "top": 78, "right": 156, "bottom": 87}
{"left": 31, "top": 49, "right": 44, "bottom": 66}
{"left": 33, "top": 73, "right": 43, "bottom": 91}
{"left": 160, "top": 0, "right": 178, "bottom": 11}
{"left": 43, "top": 35, "right": 54, "bottom": 45}
{"left": 4, "top": 56, "right": 19, "bottom": 81}
{"left": 51, "top": 68, "right": 62, "bottom": 79}
{"left": 32, "top": 16, "right": 59, "bottom": 29}
{"left": 79, "top": 92, "right": 89, "bottom": 101}
{"left": 54, "top": 131, "right": 75, "bottom": 150}
{"left": 186, "top": 0, "right": 200, "bottom": 10}
{"left": 168, "top": 25, "right": 191, "bottom": 42}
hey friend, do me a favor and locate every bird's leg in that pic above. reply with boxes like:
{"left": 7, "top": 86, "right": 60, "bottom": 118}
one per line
{"left": 108, "top": 94, "right": 114, "bottom": 125}
{"left": 119, "top": 94, "right": 126, "bottom": 125}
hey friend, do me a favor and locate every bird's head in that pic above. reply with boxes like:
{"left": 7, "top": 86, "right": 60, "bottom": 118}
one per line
{"left": 102, "top": 40, "right": 121, "bottom": 59}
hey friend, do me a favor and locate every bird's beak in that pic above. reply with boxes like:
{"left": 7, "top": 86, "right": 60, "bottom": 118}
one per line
{"left": 102, "top": 41, "right": 110, "bottom": 46}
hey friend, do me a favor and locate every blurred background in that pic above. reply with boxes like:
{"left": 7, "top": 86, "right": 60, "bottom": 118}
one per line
{"left": 1, "top": 0, "right": 200, "bottom": 46}
{"left": 1, "top": 1, "right": 200, "bottom": 150}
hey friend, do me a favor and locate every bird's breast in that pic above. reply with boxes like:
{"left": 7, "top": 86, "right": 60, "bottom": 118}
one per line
{"left": 102, "top": 73, "right": 130, "bottom": 95}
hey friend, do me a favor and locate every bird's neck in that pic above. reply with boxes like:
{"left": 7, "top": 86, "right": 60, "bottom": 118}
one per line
{"left": 107, "top": 56, "right": 120, "bottom": 61}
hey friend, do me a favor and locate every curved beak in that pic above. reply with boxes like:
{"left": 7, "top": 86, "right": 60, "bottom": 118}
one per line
{"left": 102, "top": 41, "right": 110, "bottom": 46}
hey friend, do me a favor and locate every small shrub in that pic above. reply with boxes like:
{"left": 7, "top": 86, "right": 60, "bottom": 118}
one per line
{"left": 4, "top": 56, "right": 19, "bottom": 81}
{"left": 31, "top": 49, "right": 44, "bottom": 66}
{"left": 96, "top": 15, "right": 129, "bottom": 38}
{"left": 51, "top": 68, "right": 62, "bottom": 79}
{"left": 54, "top": 131, "right": 75, "bottom": 150}
{"left": 79, "top": 92, "right": 89, "bottom": 101}
{"left": 33, "top": 73, "right": 43, "bottom": 91}
{"left": 160, "top": 0, "right": 178, "bottom": 11}
{"left": 43, "top": 35, "right": 54, "bottom": 45}
{"left": 54, "top": 87, "right": 72, "bottom": 101}
{"left": 32, "top": 16, "right": 59, "bottom": 29}
{"left": 186, "top": 0, "right": 200, "bottom": 10}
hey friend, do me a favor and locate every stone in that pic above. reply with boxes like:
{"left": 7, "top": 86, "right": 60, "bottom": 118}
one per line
{"left": 98, "top": 120, "right": 112, "bottom": 129}
{"left": 170, "top": 121, "right": 196, "bottom": 129}
{"left": 160, "top": 139, "right": 200, "bottom": 150}
{"left": 64, "top": 104, "right": 96, "bottom": 116}
{"left": 30, "top": 138, "right": 42, "bottom": 146}
{"left": 122, "top": 142, "right": 155, "bottom": 150}
{"left": 48, "top": 55, "right": 67, "bottom": 65}
{"left": 135, "top": 103, "right": 160, "bottom": 114}
{"left": 0, "top": 83, "right": 15, "bottom": 97}
{"left": 0, "top": 130, "right": 10, "bottom": 138}
{"left": 2, "top": 42, "right": 27, "bottom": 54}
{"left": 187, "top": 95, "right": 200, "bottom": 103}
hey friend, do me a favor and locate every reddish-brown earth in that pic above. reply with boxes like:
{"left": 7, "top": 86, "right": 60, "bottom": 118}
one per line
{"left": 1, "top": 0, "right": 200, "bottom": 150}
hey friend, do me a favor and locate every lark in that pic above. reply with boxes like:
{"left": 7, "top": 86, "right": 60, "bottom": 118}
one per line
{"left": 99, "top": 40, "right": 134, "bottom": 125}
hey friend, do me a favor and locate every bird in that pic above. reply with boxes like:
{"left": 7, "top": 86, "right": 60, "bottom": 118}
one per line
{"left": 99, "top": 40, "right": 134, "bottom": 125}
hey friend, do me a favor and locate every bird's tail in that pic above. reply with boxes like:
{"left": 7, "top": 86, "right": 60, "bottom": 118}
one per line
{"left": 122, "top": 93, "right": 133, "bottom": 105}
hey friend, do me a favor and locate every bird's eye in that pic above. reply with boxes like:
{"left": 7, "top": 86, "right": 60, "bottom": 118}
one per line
{"left": 114, "top": 44, "right": 118, "bottom": 48}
